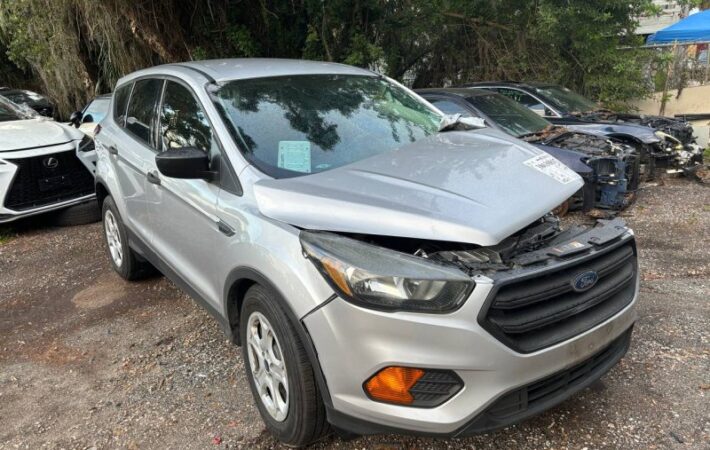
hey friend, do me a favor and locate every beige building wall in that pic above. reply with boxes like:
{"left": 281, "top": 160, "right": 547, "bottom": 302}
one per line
{"left": 633, "top": 85, "right": 710, "bottom": 147}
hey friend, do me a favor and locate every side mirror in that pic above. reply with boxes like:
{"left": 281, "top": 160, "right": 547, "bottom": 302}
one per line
{"left": 69, "top": 111, "right": 82, "bottom": 127}
{"left": 82, "top": 114, "right": 94, "bottom": 124}
{"left": 155, "top": 147, "right": 215, "bottom": 180}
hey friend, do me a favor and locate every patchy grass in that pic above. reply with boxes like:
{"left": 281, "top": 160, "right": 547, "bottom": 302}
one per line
{"left": 704, "top": 147, "right": 710, "bottom": 160}
{"left": 0, "top": 226, "right": 15, "bottom": 245}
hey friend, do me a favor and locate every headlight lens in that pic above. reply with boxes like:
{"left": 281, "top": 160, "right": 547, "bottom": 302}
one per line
{"left": 300, "top": 231, "right": 474, "bottom": 313}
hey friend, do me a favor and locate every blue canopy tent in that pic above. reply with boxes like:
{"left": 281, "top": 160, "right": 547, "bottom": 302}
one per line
{"left": 647, "top": 10, "right": 710, "bottom": 45}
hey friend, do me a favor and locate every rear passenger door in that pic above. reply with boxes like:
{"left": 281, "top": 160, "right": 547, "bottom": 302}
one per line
{"left": 103, "top": 78, "right": 164, "bottom": 242}
{"left": 145, "top": 80, "right": 225, "bottom": 308}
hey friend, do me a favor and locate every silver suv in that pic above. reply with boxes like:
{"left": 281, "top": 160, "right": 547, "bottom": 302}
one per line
{"left": 95, "top": 59, "right": 639, "bottom": 446}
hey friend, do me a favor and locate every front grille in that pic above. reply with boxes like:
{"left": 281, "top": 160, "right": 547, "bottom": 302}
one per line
{"left": 461, "top": 327, "right": 632, "bottom": 434}
{"left": 479, "top": 240, "right": 637, "bottom": 353}
{"left": 3, "top": 150, "right": 94, "bottom": 211}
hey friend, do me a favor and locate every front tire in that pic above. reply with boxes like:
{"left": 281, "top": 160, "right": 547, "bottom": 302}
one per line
{"left": 240, "top": 285, "right": 329, "bottom": 446}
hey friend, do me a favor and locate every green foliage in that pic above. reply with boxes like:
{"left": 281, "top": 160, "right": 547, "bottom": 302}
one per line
{"left": 0, "top": 0, "right": 657, "bottom": 116}
{"left": 0, "top": 226, "right": 14, "bottom": 245}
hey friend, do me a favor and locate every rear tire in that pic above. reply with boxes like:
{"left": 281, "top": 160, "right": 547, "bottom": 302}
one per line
{"left": 240, "top": 284, "right": 329, "bottom": 446}
{"left": 53, "top": 201, "right": 101, "bottom": 226}
{"left": 102, "top": 195, "right": 152, "bottom": 280}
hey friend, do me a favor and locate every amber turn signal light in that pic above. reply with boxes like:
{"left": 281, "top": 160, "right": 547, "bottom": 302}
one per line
{"left": 364, "top": 366, "right": 425, "bottom": 405}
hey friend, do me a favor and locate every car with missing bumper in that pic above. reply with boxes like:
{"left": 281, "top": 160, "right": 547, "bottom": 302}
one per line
{"left": 94, "top": 59, "right": 639, "bottom": 446}
{"left": 466, "top": 81, "right": 704, "bottom": 178}
{"left": 0, "top": 95, "right": 97, "bottom": 224}
{"left": 417, "top": 88, "right": 640, "bottom": 212}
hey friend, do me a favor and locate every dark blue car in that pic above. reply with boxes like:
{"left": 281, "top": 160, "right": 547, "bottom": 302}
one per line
{"left": 417, "top": 88, "right": 639, "bottom": 212}
{"left": 464, "top": 82, "right": 704, "bottom": 177}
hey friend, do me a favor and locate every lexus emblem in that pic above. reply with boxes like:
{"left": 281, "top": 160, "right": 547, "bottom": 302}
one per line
{"left": 43, "top": 156, "right": 59, "bottom": 169}
{"left": 571, "top": 270, "right": 599, "bottom": 292}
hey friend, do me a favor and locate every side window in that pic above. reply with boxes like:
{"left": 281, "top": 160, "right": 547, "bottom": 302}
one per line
{"left": 496, "top": 88, "right": 545, "bottom": 111}
{"left": 113, "top": 83, "right": 132, "bottom": 127}
{"left": 159, "top": 81, "right": 216, "bottom": 155}
{"left": 428, "top": 99, "right": 472, "bottom": 117}
{"left": 125, "top": 78, "right": 164, "bottom": 147}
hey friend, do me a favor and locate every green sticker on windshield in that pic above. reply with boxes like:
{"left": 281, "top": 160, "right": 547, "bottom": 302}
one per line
{"left": 278, "top": 141, "right": 312, "bottom": 173}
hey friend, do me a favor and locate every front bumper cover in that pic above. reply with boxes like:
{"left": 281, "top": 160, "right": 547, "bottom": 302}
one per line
{"left": 302, "top": 231, "right": 638, "bottom": 435}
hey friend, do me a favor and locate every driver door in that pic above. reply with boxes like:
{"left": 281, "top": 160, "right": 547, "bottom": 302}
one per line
{"left": 145, "top": 80, "right": 224, "bottom": 309}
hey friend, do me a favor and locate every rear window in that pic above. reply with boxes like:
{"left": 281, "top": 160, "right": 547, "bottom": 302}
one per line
{"left": 113, "top": 83, "right": 132, "bottom": 126}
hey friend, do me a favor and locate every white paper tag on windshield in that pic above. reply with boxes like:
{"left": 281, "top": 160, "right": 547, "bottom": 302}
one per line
{"left": 278, "top": 141, "right": 311, "bottom": 173}
{"left": 523, "top": 153, "right": 577, "bottom": 184}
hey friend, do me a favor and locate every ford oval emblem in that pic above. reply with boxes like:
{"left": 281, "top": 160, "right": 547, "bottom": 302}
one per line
{"left": 571, "top": 270, "right": 598, "bottom": 292}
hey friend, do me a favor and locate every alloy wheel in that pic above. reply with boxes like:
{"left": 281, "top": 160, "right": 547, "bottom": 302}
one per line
{"left": 246, "top": 311, "right": 289, "bottom": 421}
{"left": 104, "top": 209, "right": 123, "bottom": 267}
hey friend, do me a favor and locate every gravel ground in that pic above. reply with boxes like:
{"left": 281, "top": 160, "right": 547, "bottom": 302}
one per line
{"left": 0, "top": 177, "right": 708, "bottom": 450}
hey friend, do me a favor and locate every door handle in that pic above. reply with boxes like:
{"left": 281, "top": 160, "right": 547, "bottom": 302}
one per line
{"left": 107, "top": 146, "right": 118, "bottom": 155}
{"left": 146, "top": 170, "right": 161, "bottom": 185}
{"left": 216, "top": 219, "right": 235, "bottom": 237}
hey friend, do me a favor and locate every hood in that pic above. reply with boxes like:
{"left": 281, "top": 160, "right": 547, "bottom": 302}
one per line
{"left": 532, "top": 143, "right": 592, "bottom": 175}
{"left": 565, "top": 122, "right": 660, "bottom": 144}
{"left": 0, "top": 119, "right": 82, "bottom": 152}
{"left": 253, "top": 128, "right": 583, "bottom": 246}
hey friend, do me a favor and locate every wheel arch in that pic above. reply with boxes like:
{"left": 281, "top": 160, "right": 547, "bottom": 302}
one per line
{"left": 95, "top": 180, "right": 109, "bottom": 209}
{"left": 224, "top": 267, "right": 296, "bottom": 346}
{"left": 223, "top": 266, "right": 334, "bottom": 406}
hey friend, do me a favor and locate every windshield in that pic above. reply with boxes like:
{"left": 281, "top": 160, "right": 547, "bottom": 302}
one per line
{"left": 84, "top": 97, "right": 110, "bottom": 123}
{"left": 467, "top": 93, "right": 551, "bottom": 137}
{"left": 2, "top": 90, "right": 48, "bottom": 105}
{"left": 0, "top": 96, "right": 34, "bottom": 122}
{"left": 213, "top": 74, "right": 442, "bottom": 178}
{"left": 534, "top": 85, "right": 598, "bottom": 114}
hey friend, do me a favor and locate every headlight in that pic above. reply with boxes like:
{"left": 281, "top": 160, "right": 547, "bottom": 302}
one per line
{"left": 77, "top": 135, "right": 95, "bottom": 152}
{"left": 300, "top": 231, "right": 474, "bottom": 313}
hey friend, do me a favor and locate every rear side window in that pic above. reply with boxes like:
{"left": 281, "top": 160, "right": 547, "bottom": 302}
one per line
{"left": 496, "top": 88, "right": 544, "bottom": 109}
{"left": 113, "top": 83, "right": 132, "bottom": 126}
{"left": 125, "top": 78, "right": 164, "bottom": 147}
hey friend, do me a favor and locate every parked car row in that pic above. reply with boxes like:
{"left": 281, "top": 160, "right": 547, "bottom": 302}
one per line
{"left": 0, "top": 59, "right": 701, "bottom": 447}
{"left": 467, "top": 81, "right": 704, "bottom": 179}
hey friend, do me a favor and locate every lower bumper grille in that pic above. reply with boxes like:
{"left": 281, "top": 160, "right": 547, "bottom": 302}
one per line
{"left": 3, "top": 150, "right": 94, "bottom": 211}
{"left": 460, "top": 327, "right": 632, "bottom": 435}
{"left": 479, "top": 239, "right": 637, "bottom": 353}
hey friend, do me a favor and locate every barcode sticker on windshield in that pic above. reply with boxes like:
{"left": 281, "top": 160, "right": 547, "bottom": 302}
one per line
{"left": 523, "top": 153, "right": 577, "bottom": 184}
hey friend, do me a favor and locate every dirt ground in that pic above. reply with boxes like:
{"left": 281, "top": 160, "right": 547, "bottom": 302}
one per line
{"left": 0, "top": 178, "right": 708, "bottom": 450}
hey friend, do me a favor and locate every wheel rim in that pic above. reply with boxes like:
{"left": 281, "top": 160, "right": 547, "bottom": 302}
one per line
{"left": 246, "top": 311, "right": 289, "bottom": 422}
{"left": 104, "top": 209, "right": 123, "bottom": 267}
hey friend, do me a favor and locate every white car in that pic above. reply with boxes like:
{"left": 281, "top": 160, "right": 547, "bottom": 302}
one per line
{"left": 0, "top": 96, "right": 97, "bottom": 224}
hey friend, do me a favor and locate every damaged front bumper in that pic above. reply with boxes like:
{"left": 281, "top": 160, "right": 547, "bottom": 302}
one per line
{"left": 305, "top": 219, "right": 638, "bottom": 435}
